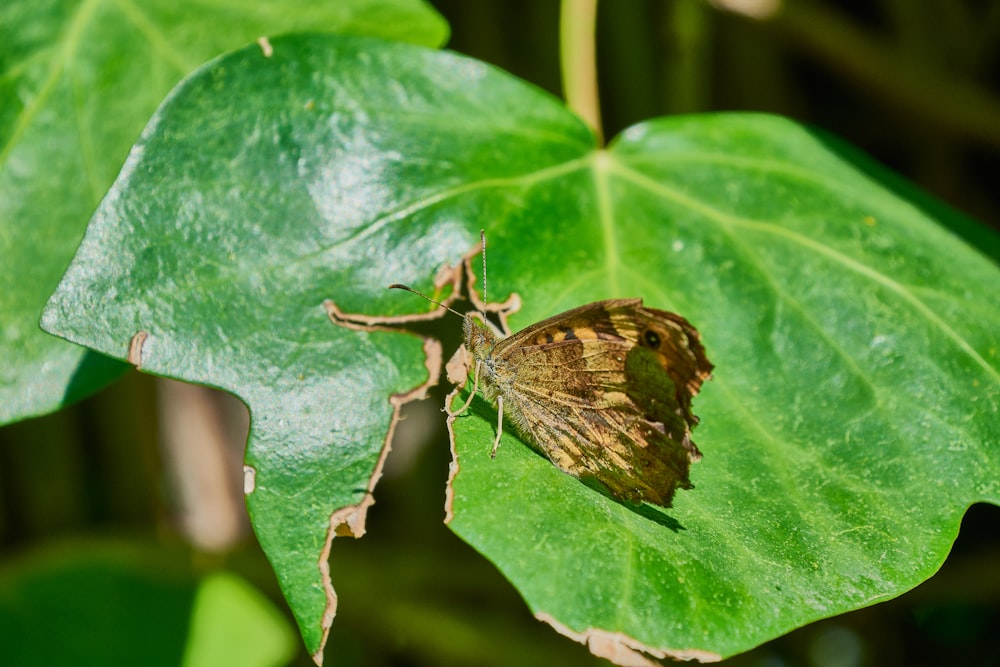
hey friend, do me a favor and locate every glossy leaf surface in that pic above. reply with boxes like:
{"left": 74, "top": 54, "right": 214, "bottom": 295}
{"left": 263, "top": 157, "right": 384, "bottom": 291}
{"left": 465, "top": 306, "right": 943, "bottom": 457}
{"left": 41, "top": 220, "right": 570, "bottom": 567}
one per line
{"left": 0, "top": 0, "right": 446, "bottom": 423}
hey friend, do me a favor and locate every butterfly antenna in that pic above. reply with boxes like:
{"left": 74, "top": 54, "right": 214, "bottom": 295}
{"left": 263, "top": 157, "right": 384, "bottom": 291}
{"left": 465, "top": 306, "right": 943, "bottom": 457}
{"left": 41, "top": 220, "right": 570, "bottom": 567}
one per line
{"left": 479, "top": 229, "right": 488, "bottom": 316}
{"left": 388, "top": 284, "right": 465, "bottom": 318}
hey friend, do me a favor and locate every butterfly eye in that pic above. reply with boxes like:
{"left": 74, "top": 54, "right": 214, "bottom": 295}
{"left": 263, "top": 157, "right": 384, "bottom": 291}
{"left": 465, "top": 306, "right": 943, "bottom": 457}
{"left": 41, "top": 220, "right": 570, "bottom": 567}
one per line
{"left": 642, "top": 329, "right": 661, "bottom": 348}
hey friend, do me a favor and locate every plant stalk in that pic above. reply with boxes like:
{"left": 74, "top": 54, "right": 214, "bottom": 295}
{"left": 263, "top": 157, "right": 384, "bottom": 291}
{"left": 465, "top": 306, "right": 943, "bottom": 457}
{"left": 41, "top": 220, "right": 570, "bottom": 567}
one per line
{"left": 560, "top": 0, "right": 603, "bottom": 144}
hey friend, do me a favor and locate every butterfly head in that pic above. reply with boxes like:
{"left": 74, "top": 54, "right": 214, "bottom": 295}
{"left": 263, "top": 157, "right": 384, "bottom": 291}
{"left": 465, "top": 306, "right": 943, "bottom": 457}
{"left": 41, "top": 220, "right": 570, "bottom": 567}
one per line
{"left": 462, "top": 312, "right": 501, "bottom": 363}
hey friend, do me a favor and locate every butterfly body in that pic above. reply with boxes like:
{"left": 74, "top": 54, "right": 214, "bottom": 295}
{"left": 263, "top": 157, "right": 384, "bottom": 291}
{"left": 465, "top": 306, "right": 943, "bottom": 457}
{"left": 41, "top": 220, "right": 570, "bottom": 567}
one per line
{"left": 458, "top": 298, "right": 713, "bottom": 507}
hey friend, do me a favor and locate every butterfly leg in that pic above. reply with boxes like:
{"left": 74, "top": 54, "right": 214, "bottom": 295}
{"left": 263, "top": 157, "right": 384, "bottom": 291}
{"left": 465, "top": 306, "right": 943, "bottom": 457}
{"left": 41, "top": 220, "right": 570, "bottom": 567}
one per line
{"left": 490, "top": 395, "right": 503, "bottom": 458}
{"left": 447, "top": 360, "right": 481, "bottom": 417}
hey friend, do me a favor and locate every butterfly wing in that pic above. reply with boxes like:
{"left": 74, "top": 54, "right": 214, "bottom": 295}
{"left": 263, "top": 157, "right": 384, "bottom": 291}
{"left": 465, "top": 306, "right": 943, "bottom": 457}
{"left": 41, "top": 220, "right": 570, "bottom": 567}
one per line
{"left": 491, "top": 299, "right": 713, "bottom": 506}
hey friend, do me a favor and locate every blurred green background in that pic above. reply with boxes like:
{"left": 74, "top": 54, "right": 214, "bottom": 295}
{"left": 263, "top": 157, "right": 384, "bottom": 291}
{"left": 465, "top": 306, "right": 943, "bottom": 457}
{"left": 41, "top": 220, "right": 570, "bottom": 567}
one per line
{"left": 2, "top": 1, "right": 998, "bottom": 665}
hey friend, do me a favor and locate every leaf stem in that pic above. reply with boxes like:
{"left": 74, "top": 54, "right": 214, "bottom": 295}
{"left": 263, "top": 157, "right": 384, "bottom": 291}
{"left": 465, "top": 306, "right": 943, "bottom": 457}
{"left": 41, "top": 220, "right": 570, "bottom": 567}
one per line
{"left": 560, "top": 0, "right": 603, "bottom": 144}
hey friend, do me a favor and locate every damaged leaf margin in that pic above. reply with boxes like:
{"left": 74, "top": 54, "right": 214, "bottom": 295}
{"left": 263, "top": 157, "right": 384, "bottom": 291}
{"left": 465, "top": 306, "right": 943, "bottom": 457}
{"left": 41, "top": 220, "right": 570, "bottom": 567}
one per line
{"left": 311, "top": 336, "right": 441, "bottom": 665}
{"left": 321, "top": 240, "right": 532, "bottom": 662}
{"left": 127, "top": 331, "right": 149, "bottom": 368}
{"left": 537, "top": 613, "right": 722, "bottom": 666}
{"left": 315, "top": 247, "right": 473, "bottom": 664}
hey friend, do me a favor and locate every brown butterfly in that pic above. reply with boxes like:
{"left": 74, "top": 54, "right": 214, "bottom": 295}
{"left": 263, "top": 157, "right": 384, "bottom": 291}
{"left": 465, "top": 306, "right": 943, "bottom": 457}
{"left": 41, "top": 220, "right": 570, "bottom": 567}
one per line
{"left": 392, "top": 233, "right": 713, "bottom": 507}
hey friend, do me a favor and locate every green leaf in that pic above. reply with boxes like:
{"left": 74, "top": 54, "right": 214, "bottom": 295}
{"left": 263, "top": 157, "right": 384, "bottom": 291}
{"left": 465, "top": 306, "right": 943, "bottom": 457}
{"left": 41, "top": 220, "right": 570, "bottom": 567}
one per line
{"left": 0, "top": 0, "right": 447, "bottom": 425}
{"left": 448, "top": 117, "right": 1000, "bottom": 662}
{"left": 40, "top": 33, "right": 1000, "bottom": 664}
{"left": 0, "top": 540, "right": 295, "bottom": 667}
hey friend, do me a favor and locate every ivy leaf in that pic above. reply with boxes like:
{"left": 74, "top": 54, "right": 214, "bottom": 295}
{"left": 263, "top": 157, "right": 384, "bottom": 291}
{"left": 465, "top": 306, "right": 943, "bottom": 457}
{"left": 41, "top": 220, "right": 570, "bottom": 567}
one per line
{"left": 0, "top": 0, "right": 446, "bottom": 424}
{"left": 40, "top": 33, "right": 1000, "bottom": 664}
{"left": 447, "top": 117, "right": 1000, "bottom": 663}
